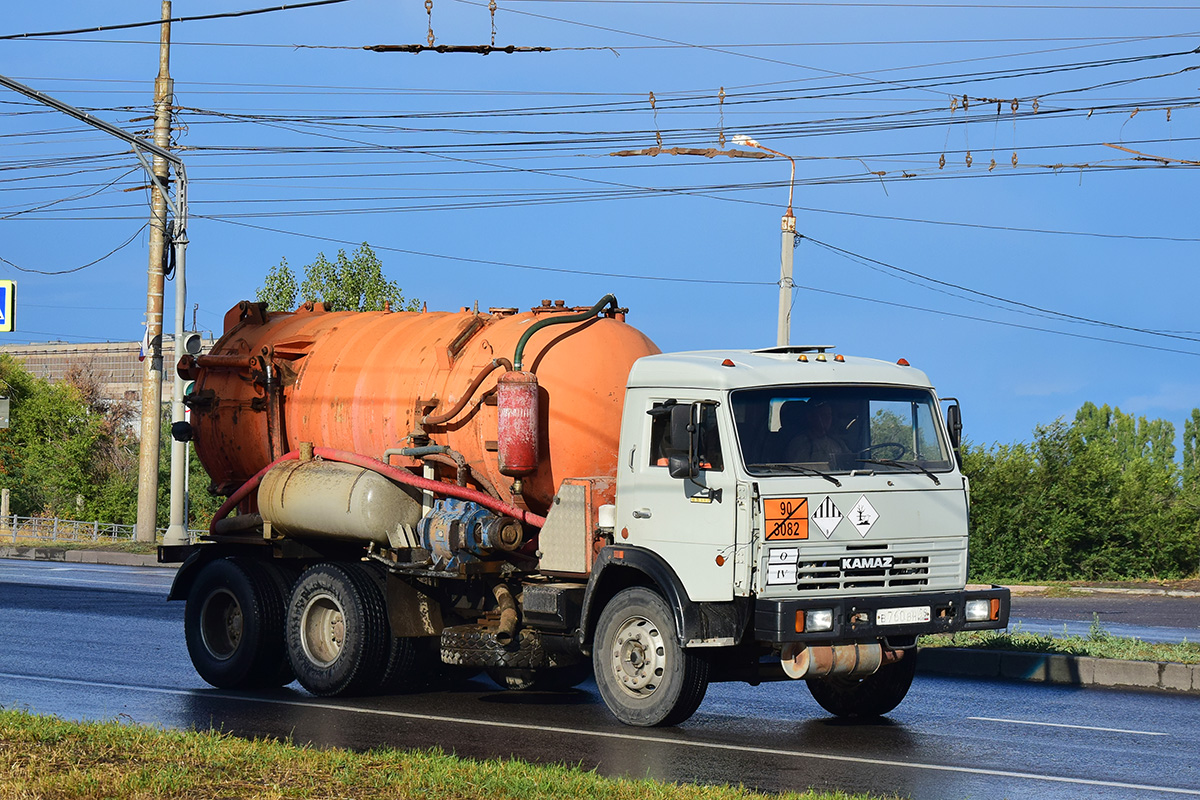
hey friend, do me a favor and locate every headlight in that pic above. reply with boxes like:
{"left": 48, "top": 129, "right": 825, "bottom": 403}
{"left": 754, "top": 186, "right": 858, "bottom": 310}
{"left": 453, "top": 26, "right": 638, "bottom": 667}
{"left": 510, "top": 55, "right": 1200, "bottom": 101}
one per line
{"left": 965, "top": 599, "right": 991, "bottom": 622}
{"left": 806, "top": 609, "right": 834, "bottom": 632}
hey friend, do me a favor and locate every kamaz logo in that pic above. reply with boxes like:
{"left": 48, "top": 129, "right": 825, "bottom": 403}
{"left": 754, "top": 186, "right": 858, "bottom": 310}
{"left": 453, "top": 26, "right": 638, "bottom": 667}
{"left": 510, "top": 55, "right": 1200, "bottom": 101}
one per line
{"left": 841, "top": 556, "right": 893, "bottom": 570}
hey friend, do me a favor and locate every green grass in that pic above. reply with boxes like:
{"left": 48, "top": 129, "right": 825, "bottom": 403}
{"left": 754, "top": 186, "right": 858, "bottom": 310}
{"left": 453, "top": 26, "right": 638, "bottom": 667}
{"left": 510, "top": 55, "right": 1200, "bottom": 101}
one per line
{"left": 0, "top": 709, "right": 887, "bottom": 800}
{"left": 2, "top": 538, "right": 158, "bottom": 555}
{"left": 920, "top": 615, "right": 1200, "bottom": 664}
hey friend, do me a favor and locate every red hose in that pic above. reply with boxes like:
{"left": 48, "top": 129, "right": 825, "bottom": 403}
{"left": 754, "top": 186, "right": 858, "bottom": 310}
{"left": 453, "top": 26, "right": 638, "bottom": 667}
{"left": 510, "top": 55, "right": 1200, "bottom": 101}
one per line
{"left": 208, "top": 447, "right": 547, "bottom": 536}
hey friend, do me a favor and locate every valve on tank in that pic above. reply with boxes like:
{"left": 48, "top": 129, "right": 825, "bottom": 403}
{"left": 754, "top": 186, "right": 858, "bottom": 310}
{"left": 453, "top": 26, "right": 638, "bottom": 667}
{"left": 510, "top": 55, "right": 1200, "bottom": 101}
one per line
{"left": 417, "top": 498, "right": 524, "bottom": 569}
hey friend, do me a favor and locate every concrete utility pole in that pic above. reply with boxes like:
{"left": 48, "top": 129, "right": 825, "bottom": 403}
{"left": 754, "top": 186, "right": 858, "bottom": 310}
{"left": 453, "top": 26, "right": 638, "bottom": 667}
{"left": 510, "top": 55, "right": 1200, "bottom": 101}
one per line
{"left": 733, "top": 135, "right": 797, "bottom": 347}
{"left": 135, "top": 1, "right": 174, "bottom": 544}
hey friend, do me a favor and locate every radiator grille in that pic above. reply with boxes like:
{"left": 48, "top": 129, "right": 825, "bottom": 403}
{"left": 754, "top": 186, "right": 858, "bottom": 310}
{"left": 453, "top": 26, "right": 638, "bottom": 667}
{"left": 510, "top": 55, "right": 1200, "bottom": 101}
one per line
{"left": 796, "top": 554, "right": 930, "bottom": 591}
{"left": 763, "top": 540, "right": 965, "bottom": 595}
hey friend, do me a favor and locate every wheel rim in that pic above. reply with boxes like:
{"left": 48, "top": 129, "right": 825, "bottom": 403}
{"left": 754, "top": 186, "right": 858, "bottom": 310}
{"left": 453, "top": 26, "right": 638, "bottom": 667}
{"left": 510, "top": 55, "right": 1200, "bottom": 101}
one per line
{"left": 299, "top": 592, "right": 345, "bottom": 667}
{"left": 199, "top": 588, "right": 242, "bottom": 661}
{"left": 609, "top": 614, "right": 666, "bottom": 699}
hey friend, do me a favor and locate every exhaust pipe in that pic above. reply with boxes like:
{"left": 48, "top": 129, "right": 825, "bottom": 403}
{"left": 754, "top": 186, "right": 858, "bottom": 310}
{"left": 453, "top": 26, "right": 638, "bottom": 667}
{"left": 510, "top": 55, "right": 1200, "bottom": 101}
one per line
{"left": 492, "top": 582, "right": 519, "bottom": 645}
{"left": 780, "top": 643, "right": 904, "bottom": 680}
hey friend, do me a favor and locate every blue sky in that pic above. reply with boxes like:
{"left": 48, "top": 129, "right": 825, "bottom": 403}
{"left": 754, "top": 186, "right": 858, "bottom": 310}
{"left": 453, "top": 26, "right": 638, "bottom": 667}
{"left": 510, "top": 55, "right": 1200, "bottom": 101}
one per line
{"left": 1, "top": 0, "right": 1198, "bottom": 448}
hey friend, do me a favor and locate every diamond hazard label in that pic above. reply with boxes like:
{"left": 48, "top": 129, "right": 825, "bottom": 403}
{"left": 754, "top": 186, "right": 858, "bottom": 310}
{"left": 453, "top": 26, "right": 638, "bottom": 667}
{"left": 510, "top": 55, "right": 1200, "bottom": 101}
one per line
{"left": 848, "top": 495, "right": 879, "bottom": 537}
{"left": 811, "top": 496, "right": 842, "bottom": 539}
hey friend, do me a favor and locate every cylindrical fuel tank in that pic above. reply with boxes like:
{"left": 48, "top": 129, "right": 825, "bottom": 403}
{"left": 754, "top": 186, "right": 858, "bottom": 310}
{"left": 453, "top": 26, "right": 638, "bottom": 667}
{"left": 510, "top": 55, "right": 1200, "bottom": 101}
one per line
{"left": 258, "top": 459, "right": 423, "bottom": 543}
{"left": 186, "top": 300, "right": 659, "bottom": 516}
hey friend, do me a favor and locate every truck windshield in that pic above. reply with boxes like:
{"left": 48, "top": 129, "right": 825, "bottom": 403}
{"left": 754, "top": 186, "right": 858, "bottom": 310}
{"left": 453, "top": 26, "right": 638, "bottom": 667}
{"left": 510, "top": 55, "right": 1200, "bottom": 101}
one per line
{"left": 730, "top": 386, "right": 953, "bottom": 476}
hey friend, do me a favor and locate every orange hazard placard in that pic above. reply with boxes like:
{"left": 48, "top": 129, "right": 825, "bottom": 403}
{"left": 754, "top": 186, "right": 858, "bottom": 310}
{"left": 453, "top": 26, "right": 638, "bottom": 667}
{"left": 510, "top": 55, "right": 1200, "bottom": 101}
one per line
{"left": 764, "top": 497, "right": 808, "bottom": 540}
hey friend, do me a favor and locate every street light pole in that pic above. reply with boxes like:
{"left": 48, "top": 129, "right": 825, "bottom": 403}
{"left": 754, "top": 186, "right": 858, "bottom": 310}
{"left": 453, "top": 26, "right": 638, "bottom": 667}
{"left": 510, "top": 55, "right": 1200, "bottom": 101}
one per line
{"left": 733, "top": 135, "right": 797, "bottom": 347}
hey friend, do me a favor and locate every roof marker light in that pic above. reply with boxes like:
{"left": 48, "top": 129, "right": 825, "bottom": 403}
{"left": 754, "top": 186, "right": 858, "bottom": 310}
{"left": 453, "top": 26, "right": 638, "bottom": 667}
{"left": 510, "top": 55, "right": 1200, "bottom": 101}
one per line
{"left": 816, "top": 354, "right": 827, "bottom": 362}
{"left": 897, "top": 358, "right": 910, "bottom": 366}
{"left": 721, "top": 358, "right": 736, "bottom": 367}
{"left": 798, "top": 354, "right": 808, "bottom": 362}
{"left": 834, "top": 354, "right": 845, "bottom": 363}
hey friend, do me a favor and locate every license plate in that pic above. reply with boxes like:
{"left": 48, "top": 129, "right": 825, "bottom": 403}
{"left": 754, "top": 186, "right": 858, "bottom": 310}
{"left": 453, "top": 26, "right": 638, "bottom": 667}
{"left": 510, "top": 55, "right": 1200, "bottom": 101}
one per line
{"left": 876, "top": 606, "right": 931, "bottom": 626}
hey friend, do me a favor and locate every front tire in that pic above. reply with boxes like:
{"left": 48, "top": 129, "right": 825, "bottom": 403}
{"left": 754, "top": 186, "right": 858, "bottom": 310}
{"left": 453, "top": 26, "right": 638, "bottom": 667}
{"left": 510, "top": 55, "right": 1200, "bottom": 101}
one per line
{"left": 806, "top": 652, "right": 917, "bottom": 717}
{"left": 592, "top": 587, "right": 709, "bottom": 727}
{"left": 184, "top": 557, "right": 290, "bottom": 689}
{"left": 286, "top": 563, "right": 389, "bottom": 696}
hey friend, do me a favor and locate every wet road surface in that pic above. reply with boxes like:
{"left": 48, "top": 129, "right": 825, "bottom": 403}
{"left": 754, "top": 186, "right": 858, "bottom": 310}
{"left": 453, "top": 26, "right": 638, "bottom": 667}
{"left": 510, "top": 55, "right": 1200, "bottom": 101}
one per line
{"left": 1010, "top": 593, "right": 1200, "bottom": 643}
{"left": 2, "top": 560, "right": 1199, "bottom": 799}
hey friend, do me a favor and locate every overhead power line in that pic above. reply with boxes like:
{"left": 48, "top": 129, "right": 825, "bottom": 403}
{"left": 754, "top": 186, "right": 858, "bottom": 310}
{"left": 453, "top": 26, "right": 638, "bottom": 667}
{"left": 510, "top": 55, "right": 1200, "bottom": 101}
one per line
{"left": 794, "top": 281, "right": 1200, "bottom": 358}
{"left": 504, "top": 0, "right": 1200, "bottom": 8}
{"left": 0, "top": 0, "right": 354, "bottom": 42}
{"left": 805, "top": 237, "right": 1200, "bottom": 345}
{"left": 204, "top": 215, "right": 774, "bottom": 286}
{"left": 200, "top": 215, "right": 1200, "bottom": 358}
{"left": 0, "top": 224, "right": 147, "bottom": 275}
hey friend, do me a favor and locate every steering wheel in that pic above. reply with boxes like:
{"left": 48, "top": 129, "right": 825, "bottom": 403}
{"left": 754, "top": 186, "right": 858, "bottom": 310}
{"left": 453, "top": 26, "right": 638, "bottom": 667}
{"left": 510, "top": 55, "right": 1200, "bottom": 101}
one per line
{"left": 859, "top": 442, "right": 906, "bottom": 459}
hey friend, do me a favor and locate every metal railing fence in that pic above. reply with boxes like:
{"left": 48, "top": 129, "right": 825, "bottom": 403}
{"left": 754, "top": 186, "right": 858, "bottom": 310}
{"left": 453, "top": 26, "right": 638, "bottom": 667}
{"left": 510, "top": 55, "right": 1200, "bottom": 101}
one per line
{"left": 4, "top": 515, "right": 205, "bottom": 544}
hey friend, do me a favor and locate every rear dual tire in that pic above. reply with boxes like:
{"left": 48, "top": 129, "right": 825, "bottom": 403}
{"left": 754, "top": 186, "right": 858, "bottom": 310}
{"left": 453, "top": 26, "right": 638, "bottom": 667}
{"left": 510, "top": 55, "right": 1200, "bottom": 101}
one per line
{"left": 285, "top": 562, "right": 389, "bottom": 696}
{"left": 184, "top": 557, "right": 293, "bottom": 689}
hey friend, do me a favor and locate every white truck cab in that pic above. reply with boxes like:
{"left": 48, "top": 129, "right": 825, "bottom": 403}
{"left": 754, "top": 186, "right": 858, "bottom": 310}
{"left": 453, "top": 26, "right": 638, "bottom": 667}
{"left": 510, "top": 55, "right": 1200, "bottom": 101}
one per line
{"left": 586, "top": 345, "right": 1008, "bottom": 725}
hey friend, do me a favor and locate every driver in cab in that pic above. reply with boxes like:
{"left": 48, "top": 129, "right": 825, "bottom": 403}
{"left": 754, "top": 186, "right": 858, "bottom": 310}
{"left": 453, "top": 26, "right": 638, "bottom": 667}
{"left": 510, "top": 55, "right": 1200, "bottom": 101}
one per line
{"left": 788, "top": 400, "right": 848, "bottom": 464}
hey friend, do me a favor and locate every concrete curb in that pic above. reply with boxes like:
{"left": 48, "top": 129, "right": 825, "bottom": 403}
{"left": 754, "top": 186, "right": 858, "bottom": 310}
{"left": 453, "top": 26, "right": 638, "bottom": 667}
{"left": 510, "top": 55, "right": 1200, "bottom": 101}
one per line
{"left": 917, "top": 647, "right": 1199, "bottom": 694}
{"left": 0, "top": 546, "right": 167, "bottom": 568}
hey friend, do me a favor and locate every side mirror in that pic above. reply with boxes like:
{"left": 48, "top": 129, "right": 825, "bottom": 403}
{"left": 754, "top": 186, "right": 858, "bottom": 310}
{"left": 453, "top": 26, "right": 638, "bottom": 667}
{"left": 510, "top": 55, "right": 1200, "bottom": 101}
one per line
{"left": 945, "top": 401, "right": 963, "bottom": 467}
{"left": 667, "top": 404, "right": 699, "bottom": 480}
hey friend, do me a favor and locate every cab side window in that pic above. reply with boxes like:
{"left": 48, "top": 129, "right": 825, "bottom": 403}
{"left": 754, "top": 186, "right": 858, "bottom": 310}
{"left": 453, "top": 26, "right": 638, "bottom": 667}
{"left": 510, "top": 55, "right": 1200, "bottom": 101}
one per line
{"left": 647, "top": 401, "right": 723, "bottom": 471}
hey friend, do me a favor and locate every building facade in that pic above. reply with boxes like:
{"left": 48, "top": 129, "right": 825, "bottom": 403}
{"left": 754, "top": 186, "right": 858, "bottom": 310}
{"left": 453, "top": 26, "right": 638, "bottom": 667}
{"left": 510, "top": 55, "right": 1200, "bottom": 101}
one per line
{"left": 0, "top": 339, "right": 213, "bottom": 403}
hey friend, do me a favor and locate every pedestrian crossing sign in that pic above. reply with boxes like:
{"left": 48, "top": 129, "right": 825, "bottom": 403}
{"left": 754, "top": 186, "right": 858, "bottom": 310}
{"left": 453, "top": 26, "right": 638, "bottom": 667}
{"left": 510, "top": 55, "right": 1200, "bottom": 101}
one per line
{"left": 0, "top": 280, "right": 13, "bottom": 333}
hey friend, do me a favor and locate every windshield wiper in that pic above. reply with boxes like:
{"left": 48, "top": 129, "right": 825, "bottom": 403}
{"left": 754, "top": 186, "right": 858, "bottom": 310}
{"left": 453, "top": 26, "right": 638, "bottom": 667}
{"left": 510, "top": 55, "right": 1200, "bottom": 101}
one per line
{"left": 750, "top": 463, "right": 841, "bottom": 486}
{"left": 857, "top": 458, "right": 940, "bottom": 485}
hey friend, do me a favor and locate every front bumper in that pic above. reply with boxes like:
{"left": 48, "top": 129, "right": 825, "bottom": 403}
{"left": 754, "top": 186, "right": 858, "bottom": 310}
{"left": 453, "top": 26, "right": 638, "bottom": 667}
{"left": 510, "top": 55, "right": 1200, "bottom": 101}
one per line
{"left": 754, "top": 586, "right": 1010, "bottom": 644}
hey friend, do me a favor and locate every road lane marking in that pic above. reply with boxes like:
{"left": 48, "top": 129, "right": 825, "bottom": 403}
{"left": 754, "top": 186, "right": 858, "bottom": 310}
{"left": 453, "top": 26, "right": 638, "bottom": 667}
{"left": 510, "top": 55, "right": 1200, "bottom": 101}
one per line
{"left": 969, "top": 716, "right": 1167, "bottom": 737}
{"left": 2, "top": 672, "right": 1197, "bottom": 797}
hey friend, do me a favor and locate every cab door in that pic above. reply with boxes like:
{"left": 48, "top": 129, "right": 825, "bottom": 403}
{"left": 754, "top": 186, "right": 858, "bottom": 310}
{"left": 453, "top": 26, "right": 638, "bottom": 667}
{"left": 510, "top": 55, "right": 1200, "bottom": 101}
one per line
{"left": 617, "top": 397, "right": 738, "bottom": 602}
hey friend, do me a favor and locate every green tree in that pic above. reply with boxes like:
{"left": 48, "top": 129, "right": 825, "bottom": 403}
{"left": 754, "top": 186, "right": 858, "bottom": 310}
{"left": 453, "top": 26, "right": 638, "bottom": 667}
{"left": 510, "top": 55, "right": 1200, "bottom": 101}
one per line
{"left": 1184, "top": 409, "right": 1200, "bottom": 492}
{"left": 256, "top": 243, "right": 419, "bottom": 313}
{"left": 257, "top": 257, "right": 299, "bottom": 312}
{"left": 0, "top": 357, "right": 131, "bottom": 520}
{"left": 965, "top": 405, "right": 1200, "bottom": 582}
{"left": 154, "top": 410, "right": 221, "bottom": 530}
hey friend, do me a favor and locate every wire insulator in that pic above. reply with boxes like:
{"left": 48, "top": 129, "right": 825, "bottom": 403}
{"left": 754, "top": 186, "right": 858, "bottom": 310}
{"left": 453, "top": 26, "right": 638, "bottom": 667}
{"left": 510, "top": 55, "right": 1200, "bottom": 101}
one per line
{"left": 649, "top": 91, "right": 661, "bottom": 147}
{"left": 718, "top": 86, "right": 726, "bottom": 148}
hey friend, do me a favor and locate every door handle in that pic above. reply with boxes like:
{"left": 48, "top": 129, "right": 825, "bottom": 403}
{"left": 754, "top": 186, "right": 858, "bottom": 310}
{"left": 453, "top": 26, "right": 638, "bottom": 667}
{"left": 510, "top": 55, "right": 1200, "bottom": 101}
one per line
{"left": 632, "top": 508, "right": 652, "bottom": 519}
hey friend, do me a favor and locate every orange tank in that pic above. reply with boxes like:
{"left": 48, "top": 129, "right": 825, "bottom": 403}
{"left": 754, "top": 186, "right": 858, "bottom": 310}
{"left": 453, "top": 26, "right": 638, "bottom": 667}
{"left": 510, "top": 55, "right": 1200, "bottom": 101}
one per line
{"left": 183, "top": 298, "right": 660, "bottom": 516}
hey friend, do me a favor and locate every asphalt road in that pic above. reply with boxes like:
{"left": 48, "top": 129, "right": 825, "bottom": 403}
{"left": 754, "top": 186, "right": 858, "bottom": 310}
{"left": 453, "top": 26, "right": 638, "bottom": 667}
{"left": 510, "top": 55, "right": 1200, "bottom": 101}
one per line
{"left": 1010, "top": 594, "right": 1200, "bottom": 643}
{"left": 2, "top": 560, "right": 1199, "bottom": 799}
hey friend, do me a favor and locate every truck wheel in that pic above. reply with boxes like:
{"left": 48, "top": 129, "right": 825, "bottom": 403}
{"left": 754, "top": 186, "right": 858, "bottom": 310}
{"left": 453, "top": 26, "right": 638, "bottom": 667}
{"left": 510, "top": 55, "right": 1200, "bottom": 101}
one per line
{"left": 353, "top": 563, "right": 440, "bottom": 694}
{"left": 487, "top": 663, "right": 592, "bottom": 691}
{"left": 184, "top": 557, "right": 290, "bottom": 689}
{"left": 376, "top": 635, "right": 440, "bottom": 693}
{"left": 258, "top": 560, "right": 299, "bottom": 687}
{"left": 806, "top": 652, "right": 917, "bottom": 717}
{"left": 286, "top": 563, "right": 389, "bottom": 697}
{"left": 592, "top": 587, "right": 709, "bottom": 727}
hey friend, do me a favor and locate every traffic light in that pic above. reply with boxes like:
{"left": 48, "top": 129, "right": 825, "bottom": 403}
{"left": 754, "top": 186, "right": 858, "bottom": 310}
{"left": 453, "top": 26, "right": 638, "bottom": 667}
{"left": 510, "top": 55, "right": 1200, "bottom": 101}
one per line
{"left": 182, "top": 331, "right": 204, "bottom": 356}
